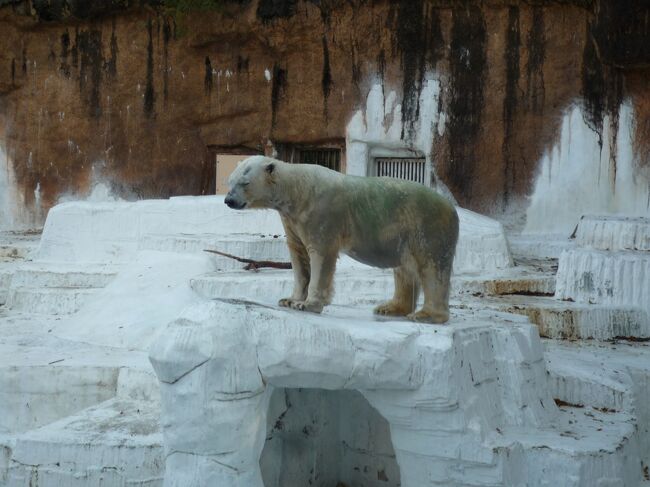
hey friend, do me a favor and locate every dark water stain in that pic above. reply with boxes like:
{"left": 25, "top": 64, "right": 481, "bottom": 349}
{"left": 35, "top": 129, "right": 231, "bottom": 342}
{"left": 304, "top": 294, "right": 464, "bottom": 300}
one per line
{"left": 60, "top": 30, "right": 71, "bottom": 77}
{"left": 257, "top": 0, "right": 298, "bottom": 23}
{"left": 447, "top": 5, "right": 487, "bottom": 202}
{"left": 144, "top": 18, "right": 156, "bottom": 118}
{"left": 163, "top": 18, "right": 172, "bottom": 103}
{"left": 78, "top": 29, "right": 103, "bottom": 118}
{"left": 106, "top": 20, "right": 118, "bottom": 79}
{"left": 71, "top": 28, "right": 79, "bottom": 70}
{"left": 502, "top": 6, "right": 520, "bottom": 207}
{"left": 236, "top": 55, "right": 249, "bottom": 73}
{"left": 350, "top": 42, "right": 361, "bottom": 95}
{"left": 48, "top": 46, "right": 56, "bottom": 64}
{"left": 592, "top": 0, "right": 650, "bottom": 68}
{"left": 21, "top": 47, "right": 27, "bottom": 75}
{"left": 33, "top": 0, "right": 161, "bottom": 22}
{"left": 391, "top": 0, "right": 444, "bottom": 140}
{"left": 204, "top": 56, "right": 213, "bottom": 94}
{"left": 11, "top": 58, "right": 16, "bottom": 85}
{"left": 321, "top": 35, "right": 332, "bottom": 119}
{"left": 581, "top": 0, "right": 627, "bottom": 190}
{"left": 271, "top": 63, "right": 287, "bottom": 128}
{"left": 526, "top": 6, "right": 545, "bottom": 114}
{"left": 376, "top": 49, "right": 386, "bottom": 80}
{"left": 32, "top": 0, "right": 66, "bottom": 21}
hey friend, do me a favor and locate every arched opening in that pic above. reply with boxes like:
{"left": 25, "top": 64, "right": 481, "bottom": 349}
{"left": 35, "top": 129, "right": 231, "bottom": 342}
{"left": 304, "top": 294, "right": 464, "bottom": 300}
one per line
{"left": 260, "top": 388, "right": 400, "bottom": 487}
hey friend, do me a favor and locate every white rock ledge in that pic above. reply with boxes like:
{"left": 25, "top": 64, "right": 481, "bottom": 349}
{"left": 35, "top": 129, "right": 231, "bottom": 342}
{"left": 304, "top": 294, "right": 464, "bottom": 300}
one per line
{"left": 555, "top": 248, "right": 650, "bottom": 315}
{"left": 149, "top": 301, "right": 642, "bottom": 487}
{"left": 36, "top": 197, "right": 512, "bottom": 274}
{"left": 576, "top": 215, "right": 650, "bottom": 251}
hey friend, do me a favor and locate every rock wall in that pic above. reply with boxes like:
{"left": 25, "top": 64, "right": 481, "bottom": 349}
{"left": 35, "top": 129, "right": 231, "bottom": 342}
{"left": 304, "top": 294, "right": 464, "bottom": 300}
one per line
{"left": 0, "top": 0, "right": 648, "bottom": 227}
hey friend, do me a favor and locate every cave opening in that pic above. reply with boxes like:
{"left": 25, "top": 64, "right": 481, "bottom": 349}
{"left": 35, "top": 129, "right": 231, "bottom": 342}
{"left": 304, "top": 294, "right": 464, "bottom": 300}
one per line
{"left": 260, "top": 388, "right": 400, "bottom": 487}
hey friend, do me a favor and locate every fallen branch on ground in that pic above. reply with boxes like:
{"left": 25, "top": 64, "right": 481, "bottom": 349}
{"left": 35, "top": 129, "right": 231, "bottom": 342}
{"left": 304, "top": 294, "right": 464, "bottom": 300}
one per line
{"left": 204, "top": 249, "right": 292, "bottom": 271}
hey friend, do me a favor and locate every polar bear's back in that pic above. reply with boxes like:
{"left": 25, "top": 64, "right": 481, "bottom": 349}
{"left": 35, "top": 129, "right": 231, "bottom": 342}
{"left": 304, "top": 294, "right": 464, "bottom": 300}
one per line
{"left": 332, "top": 173, "right": 459, "bottom": 268}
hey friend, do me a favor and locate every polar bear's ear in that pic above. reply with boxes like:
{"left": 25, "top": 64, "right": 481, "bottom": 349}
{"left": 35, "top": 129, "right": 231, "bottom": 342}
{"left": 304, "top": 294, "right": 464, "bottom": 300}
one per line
{"left": 265, "top": 163, "right": 275, "bottom": 174}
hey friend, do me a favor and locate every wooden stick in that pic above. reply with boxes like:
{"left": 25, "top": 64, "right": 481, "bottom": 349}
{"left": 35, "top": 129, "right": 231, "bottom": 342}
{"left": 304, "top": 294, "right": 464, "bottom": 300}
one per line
{"left": 204, "top": 248, "right": 292, "bottom": 271}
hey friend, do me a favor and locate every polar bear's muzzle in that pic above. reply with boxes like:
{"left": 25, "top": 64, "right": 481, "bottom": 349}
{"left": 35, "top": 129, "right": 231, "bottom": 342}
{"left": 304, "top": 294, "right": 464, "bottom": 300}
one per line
{"left": 224, "top": 193, "right": 247, "bottom": 210}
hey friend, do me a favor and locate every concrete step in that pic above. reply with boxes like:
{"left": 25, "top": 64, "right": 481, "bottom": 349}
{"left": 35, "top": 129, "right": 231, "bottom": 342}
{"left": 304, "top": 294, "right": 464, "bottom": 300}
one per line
{"left": 0, "top": 231, "right": 40, "bottom": 262}
{"left": 5, "top": 398, "right": 163, "bottom": 487}
{"left": 507, "top": 234, "right": 576, "bottom": 261}
{"left": 191, "top": 268, "right": 394, "bottom": 305}
{"left": 0, "top": 331, "right": 154, "bottom": 435}
{"left": 0, "top": 264, "right": 16, "bottom": 305}
{"left": 493, "top": 406, "right": 643, "bottom": 486}
{"left": 4, "top": 264, "right": 119, "bottom": 314}
{"left": 555, "top": 248, "right": 650, "bottom": 315}
{"left": 576, "top": 215, "right": 650, "bottom": 252}
{"left": 10, "top": 264, "right": 118, "bottom": 289}
{"left": 544, "top": 340, "right": 650, "bottom": 417}
{"left": 141, "top": 232, "right": 290, "bottom": 271}
{"left": 6, "top": 286, "right": 99, "bottom": 315}
{"left": 456, "top": 269, "right": 555, "bottom": 297}
{"left": 191, "top": 266, "right": 556, "bottom": 306}
{"left": 543, "top": 340, "right": 650, "bottom": 472}
{"left": 461, "top": 294, "right": 650, "bottom": 340}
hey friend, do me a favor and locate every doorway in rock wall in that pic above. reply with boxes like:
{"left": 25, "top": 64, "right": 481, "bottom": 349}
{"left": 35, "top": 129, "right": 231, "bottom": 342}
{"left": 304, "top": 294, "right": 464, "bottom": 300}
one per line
{"left": 260, "top": 388, "right": 400, "bottom": 487}
{"left": 213, "top": 152, "right": 260, "bottom": 194}
{"left": 274, "top": 142, "right": 346, "bottom": 173}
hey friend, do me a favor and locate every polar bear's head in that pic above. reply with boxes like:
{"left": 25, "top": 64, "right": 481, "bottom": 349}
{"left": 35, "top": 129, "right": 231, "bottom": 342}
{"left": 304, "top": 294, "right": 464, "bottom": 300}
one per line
{"left": 225, "top": 156, "right": 277, "bottom": 210}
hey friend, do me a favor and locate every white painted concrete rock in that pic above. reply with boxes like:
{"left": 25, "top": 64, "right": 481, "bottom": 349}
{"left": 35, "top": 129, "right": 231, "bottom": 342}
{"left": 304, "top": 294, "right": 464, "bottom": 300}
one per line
{"left": 149, "top": 301, "right": 641, "bottom": 487}
{"left": 36, "top": 196, "right": 512, "bottom": 274}
{"left": 555, "top": 248, "right": 650, "bottom": 315}
{"left": 575, "top": 215, "right": 650, "bottom": 251}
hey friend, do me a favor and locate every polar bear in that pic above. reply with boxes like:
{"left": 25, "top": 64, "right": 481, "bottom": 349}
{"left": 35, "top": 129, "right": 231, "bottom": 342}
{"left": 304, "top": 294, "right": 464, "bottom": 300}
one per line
{"left": 225, "top": 156, "right": 459, "bottom": 323}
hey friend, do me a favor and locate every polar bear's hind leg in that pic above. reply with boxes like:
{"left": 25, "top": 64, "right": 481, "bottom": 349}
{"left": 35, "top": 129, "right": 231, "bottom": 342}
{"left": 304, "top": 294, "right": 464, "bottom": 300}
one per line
{"left": 407, "top": 262, "right": 451, "bottom": 324}
{"left": 374, "top": 266, "right": 419, "bottom": 317}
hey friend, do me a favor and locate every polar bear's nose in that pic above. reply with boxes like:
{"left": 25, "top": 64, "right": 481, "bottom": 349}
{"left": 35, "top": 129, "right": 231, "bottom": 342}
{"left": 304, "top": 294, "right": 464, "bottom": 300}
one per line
{"left": 225, "top": 194, "right": 246, "bottom": 209}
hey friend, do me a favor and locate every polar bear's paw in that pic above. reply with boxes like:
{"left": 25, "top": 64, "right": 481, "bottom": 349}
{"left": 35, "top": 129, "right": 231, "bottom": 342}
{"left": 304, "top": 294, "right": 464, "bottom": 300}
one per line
{"left": 279, "top": 298, "right": 324, "bottom": 314}
{"left": 279, "top": 298, "right": 298, "bottom": 308}
{"left": 407, "top": 308, "right": 449, "bottom": 324}
{"left": 373, "top": 300, "right": 411, "bottom": 317}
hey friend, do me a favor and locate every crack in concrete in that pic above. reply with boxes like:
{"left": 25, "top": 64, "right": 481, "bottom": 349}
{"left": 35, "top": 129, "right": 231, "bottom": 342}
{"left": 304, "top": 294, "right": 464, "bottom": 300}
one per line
{"left": 160, "top": 358, "right": 210, "bottom": 385}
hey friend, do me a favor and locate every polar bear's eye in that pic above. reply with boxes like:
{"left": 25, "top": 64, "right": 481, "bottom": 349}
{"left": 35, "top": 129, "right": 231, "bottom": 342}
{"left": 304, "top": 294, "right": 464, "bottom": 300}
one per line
{"left": 241, "top": 181, "right": 250, "bottom": 187}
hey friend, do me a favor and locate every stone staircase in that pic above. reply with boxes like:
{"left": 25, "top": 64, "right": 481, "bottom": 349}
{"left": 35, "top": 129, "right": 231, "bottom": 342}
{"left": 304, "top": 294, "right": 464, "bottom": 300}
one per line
{"left": 4, "top": 264, "right": 119, "bottom": 315}
{"left": 140, "top": 232, "right": 289, "bottom": 271}
{"left": 0, "top": 231, "right": 40, "bottom": 306}
{"left": 5, "top": 398, "right": 163, "bottom": 487}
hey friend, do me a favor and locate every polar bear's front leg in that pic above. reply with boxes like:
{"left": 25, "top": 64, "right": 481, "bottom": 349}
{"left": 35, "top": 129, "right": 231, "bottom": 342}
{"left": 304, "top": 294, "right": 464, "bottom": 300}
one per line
{"left": 289, "top": 250, "right": 337, "bottom": 314}
{"left": 279, "top": 235, "right": 310, "bottom": 309}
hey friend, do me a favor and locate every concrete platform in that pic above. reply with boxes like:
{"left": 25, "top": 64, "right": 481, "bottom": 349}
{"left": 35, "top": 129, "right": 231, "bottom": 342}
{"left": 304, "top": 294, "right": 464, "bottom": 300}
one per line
{"left": 0, "top": 321, "right": 153, "bottom": 434}
{"left": 36, "top": 197, "right": 514, "bottom": 274}
{"left": 507, "top": 234, "right": 576, "bottom": 261}
{"left": 4, "top": 264, "right": 119, "bottom": 314}
{"left": 460, "top": 294, "right": 650, "bottom": 340}
{"left": 149, "top": 300, "right": 644, "bottom": 487}
{"left": 576, "top": 215, "right": 650, "bottom": 251}
{"left": 9, "top": 264, "right": 118, "bottom": 289}
{"left": 6, "top": 398, "right": 163, "bottom": 487}
{"left": 141, "top": 232, "right": 290, "bottom": 271}
{"left": 544, "top": 339, "right": 650, "bottom": 470}
{"left": 190, "top": 264, "right": 555, "bottom": 308}
{"left": 555, "top": 248, "right": 650, "bottom": 314}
